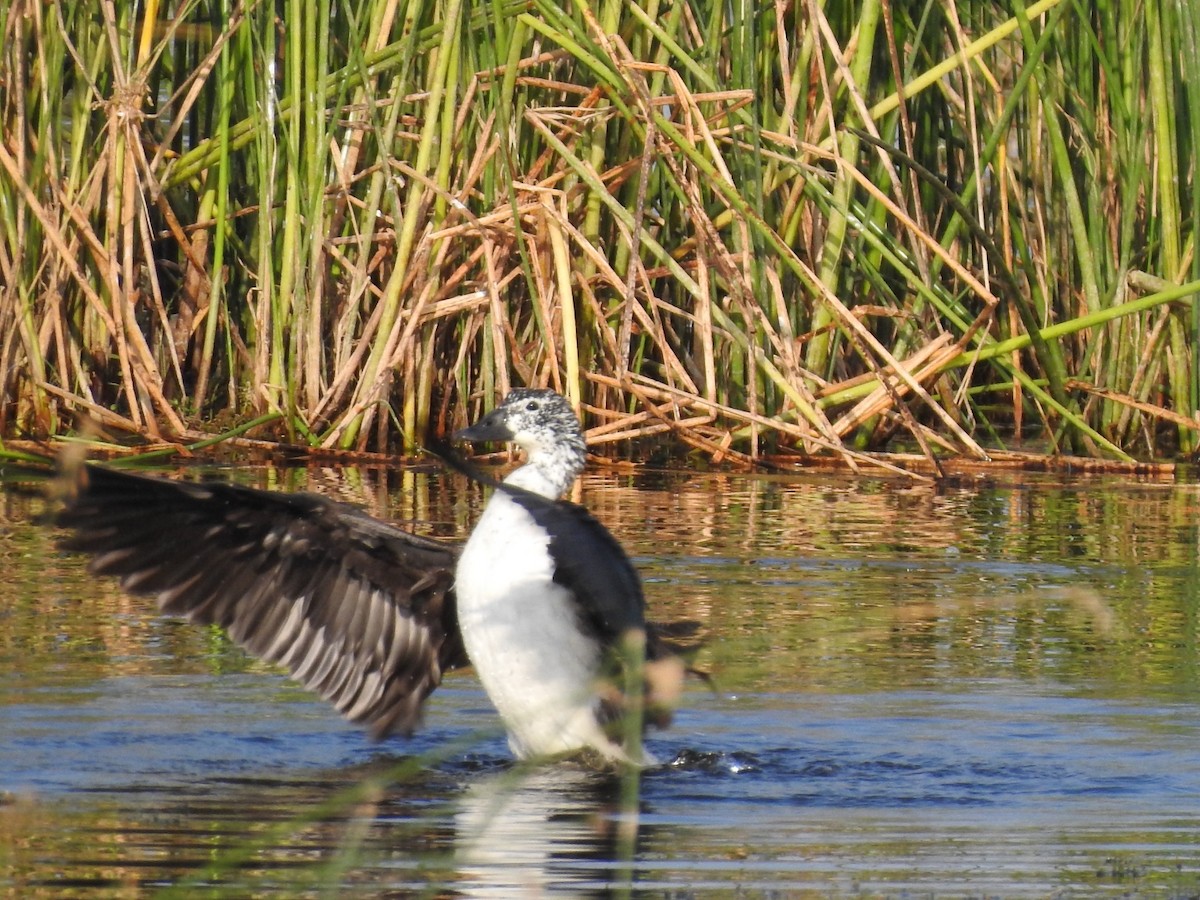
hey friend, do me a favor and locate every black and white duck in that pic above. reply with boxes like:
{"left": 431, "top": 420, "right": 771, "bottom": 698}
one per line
{"left": 58, "top": 388, "right": 687, "bottom": 765}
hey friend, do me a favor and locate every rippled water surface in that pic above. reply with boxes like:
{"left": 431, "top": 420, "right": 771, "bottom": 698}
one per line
{"left": 3, "top": 464, "right": 1200, "bottom": 896}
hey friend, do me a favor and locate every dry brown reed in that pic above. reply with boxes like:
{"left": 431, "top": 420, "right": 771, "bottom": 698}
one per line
{"left": 1, "top": 1, "right": 1198, "bottom": 471}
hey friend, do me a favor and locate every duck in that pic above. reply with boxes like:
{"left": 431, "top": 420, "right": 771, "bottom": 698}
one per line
{"left": 447, "top": 388, "right": 683, "bottom": 765}
{"left": 57, "top": 388, "right": 686, "bottom": 765}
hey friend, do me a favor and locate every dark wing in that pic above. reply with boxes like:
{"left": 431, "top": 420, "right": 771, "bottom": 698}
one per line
{"left": 426, "top": 440, "right": 645, "bottom": 642}
{"left": 57, "top": 464, "right": 466, "bottom": 739}
{"left": 502, "top": 488, "right": 647, "bottom": 640}
{"left": 488, "top": 476, "right": 700, "bottom": 730}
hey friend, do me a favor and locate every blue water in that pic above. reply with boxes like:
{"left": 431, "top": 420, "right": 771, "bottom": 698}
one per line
{"left": 3, "top": 467, "right": 1200, "bottom": 895}
{"left": 9, "top": 675, "right": 1200, "bottom": 895}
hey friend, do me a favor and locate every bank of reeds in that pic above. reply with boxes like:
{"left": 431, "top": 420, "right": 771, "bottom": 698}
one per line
{"left": 2, "top": 0, "right": 1198, "bottom": 469}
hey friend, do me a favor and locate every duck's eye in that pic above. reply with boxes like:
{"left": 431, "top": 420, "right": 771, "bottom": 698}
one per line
{"left": 525, "top": 400, "right": 539, "bottom": 411}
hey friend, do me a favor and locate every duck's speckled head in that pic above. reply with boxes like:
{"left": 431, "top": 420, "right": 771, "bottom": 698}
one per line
{"left": 454, "top": 389, "right": 587, "bottom": 497}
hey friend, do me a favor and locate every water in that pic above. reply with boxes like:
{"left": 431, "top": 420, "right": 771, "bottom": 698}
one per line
{"left": 3, "top": 465, "right": 1200, "bottom": 896}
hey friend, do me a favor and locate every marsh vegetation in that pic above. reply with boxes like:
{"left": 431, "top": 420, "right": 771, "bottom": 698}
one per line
{"left": 2, "top": 1, "right": 1199, "bottom": 469}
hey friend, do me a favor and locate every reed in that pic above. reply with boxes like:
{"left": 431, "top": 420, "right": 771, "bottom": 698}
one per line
{"left": 1, "top": 0, "right": 1196, "bottom": 466}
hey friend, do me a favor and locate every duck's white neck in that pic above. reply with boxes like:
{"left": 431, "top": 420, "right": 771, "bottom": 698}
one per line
{"left": 504, "top": 438, "right": 586, "bottom": 499}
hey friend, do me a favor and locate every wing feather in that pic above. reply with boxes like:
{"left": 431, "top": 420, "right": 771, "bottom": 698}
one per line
{"left": 58, "top": 464, "right": 466, "bottom": 738}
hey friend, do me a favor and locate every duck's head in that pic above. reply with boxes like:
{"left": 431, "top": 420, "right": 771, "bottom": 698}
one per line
{"left": 454, "top": 389, "right": 587, "bottom": 495}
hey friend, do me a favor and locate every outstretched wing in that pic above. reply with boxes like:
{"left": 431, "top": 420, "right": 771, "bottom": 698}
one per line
{"left": 58, "top": 464, "right": 466, "bottom": 739}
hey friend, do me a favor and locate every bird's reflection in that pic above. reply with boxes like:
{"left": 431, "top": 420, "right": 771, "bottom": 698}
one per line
{"left": 454, "top": 761, "right": 640, "bottom": 896}
{"left": 54, "top": 748, "right": 649, "bottom": 894}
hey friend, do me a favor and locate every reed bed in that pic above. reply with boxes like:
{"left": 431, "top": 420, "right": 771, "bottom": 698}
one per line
{"left": 1, "top": 0, "right": 1198, "bottom": 470}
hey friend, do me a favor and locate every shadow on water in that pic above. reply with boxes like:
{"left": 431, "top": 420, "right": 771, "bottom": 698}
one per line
{"left": 4, "top": 465, "right": 1200, "bottom": 895}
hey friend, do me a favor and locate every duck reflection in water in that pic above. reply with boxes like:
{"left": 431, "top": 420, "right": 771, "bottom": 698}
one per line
{"left": 454, "top": 762, "right": 642, "bottom": 897}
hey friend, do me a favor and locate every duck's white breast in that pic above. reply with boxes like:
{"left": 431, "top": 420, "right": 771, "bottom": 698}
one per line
{"left": 455, "top": 491, "right": 612, "bottom": 759}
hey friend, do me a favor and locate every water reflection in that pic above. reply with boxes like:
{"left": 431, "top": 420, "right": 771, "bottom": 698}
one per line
{"left": 455, "top": 764, "right": 635, "bottom": 897}
{"left": 2, "top": 731, "right": 640, "bottom": 895}
{"left": 3, "top": 464, "right": 1200, "bottom": 894}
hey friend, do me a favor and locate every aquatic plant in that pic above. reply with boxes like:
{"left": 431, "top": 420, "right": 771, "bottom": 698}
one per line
{"left": 1, "top": 0, "right": 1197, "bottom": 467}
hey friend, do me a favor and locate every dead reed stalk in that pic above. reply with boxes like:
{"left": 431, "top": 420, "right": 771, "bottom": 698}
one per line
{"left": 1, "top": 0, "right": 1197, "bottom": 466}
